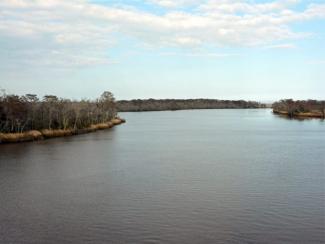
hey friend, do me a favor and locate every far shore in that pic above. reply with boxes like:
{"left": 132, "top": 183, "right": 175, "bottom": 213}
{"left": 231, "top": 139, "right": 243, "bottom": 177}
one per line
{"left": 0, "top": 118, "right": 126, "bottom": 144}
{"left": 116, "top": 99, "right": 265, "bottom": 112}
{"left": 273, "top": 110, "right": 324, "bottom": 119}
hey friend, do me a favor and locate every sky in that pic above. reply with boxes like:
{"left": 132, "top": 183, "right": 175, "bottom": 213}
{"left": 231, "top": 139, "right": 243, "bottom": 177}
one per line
{"left": 0, "top": 0, "right": 324, "bottom": 101}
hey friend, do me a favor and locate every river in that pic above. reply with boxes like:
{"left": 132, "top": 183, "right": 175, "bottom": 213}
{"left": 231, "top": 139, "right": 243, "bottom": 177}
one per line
{"left": 0, "top": 109, "right": 324, "bottom": 243}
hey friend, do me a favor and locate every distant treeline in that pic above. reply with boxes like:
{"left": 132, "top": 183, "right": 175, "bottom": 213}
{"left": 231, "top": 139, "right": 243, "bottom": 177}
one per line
{"left": 117, "top": 99, "right": 265, "bottom": 112}
{"left": 272, "top": 99, "right": 325, "bottom": 118}
{"left": 0, "top": 91, "right": 117, "bottom": 133}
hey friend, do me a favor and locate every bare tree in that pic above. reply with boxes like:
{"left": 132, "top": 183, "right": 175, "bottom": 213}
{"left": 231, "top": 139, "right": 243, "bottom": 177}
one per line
{"left": 0, "top": 91, "right": 117, "bottom": 133}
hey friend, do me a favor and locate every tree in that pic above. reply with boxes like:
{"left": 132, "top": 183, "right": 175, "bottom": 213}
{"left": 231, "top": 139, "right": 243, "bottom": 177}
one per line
{"left": 99, "top": 91, "right": 116, "bottom": 122}
{"left": 0, "top": 92, "right": 117, "bottom": 133}
{"left": 43, "top": 95, "right": 59, "bottom": 129}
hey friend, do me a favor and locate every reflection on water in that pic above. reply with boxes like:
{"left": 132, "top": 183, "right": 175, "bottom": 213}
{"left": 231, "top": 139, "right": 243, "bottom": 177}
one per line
{"left": 0, "top": 109, "right": 324, "bottom": 244}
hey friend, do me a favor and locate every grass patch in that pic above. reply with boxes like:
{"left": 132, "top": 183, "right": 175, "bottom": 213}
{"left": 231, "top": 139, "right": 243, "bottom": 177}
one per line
{"left": 0, "top": 117, "right": 126, "bottom": 144}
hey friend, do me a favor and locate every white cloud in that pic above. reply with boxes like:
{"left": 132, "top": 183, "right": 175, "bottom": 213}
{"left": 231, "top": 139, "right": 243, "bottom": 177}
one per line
{"left": 264, "top": 43, "right": 297, "bottom": 49}
{"left": 160, "top": 52, "right": 238, "bottom": 58}
{"left": 199, "top": 0, "right": 300, "bottom": 14}
{"left": 0, "top": 0, "right": 324, "bottom": 68}
{"left": 147, "top": 0, "right": 203, "bottom": 8}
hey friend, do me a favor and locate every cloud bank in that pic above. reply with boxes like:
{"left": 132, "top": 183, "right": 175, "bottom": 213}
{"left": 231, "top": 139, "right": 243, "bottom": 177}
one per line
{"left": 0, "top": 0, "right": 324, "bottom": 67}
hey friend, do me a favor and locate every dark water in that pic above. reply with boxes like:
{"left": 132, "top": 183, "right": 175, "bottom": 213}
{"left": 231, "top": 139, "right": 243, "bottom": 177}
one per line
{"left": 0, "top": 109, "right": 324, "bottom": 244}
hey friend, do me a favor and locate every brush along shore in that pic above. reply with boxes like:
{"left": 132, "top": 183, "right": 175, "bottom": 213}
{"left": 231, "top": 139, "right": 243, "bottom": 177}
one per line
{"left": 0, "top": 118, "right": 125, "bottom": 144}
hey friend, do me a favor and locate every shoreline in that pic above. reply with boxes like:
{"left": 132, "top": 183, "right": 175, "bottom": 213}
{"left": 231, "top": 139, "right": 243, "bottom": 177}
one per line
{"left": 117, "top": 99, "right": 265, "bottom": 112}
{"left": 273, "top": 110, "right": 324, "bottom": 119}
{"left": 0, "top": 118, "right": 126, "bottom": 144}
{"left": 118, "top": 107, "right": 268, "bottom": 113}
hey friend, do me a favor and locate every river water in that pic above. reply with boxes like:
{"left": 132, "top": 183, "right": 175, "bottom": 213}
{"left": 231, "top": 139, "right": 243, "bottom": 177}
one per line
{"left": 0, "top": 109, "right": 324, "bottom": 243}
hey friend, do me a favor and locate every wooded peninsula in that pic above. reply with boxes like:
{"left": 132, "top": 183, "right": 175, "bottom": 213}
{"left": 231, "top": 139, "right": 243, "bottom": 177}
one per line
{"left": 272, "top": 99, "right": 325, "bottom": 118}
{"left": 0, "top": 91, "right": 125, "bottom": 143}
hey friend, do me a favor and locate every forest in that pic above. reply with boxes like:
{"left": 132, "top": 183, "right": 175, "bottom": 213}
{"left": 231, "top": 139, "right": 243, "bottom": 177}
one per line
{"left": 272, "top": 99, "right": 325, "bottom": 118}
{"left": 117, "top": 99, "right": 265, "bottom": 112}
{"left": 0, "top": 91, "right": 117, "bottom": 133}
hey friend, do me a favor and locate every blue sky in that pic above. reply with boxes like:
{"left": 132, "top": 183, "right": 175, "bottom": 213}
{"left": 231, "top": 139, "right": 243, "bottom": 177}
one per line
{"left": 0, "top": 0, "right": 324, "bottom": 101}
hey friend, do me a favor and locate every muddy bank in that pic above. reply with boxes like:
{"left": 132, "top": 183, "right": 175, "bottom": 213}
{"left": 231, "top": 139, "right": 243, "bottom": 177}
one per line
{"left": 0, "top": 118, "right": 126, "bottom": 144}
{"left": 273, "top": 110, "right": 324, "bottom": 119}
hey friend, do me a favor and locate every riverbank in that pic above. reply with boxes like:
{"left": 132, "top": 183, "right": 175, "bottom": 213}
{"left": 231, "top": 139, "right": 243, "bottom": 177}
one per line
{"left": 0, "top": 118, "right": 126, "bottom": 144}
{"left": 117, "top": 99, "right": 265, "bottom": 112}
{"left": 273, "top": 110, "right": 324, "bottom": 119}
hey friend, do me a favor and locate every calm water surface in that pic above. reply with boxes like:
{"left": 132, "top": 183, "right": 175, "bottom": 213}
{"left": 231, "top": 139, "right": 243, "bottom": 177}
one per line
{"left": 0, "top": 109, "right": 324, "bottom": 243}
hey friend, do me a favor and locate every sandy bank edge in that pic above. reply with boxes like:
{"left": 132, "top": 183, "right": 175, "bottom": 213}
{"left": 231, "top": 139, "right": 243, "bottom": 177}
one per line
{"left": 0, "top": 118, "right": 126, "bottom": 144}
{"left": 273, "top": 110, "right": 324, "bottom": 119}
